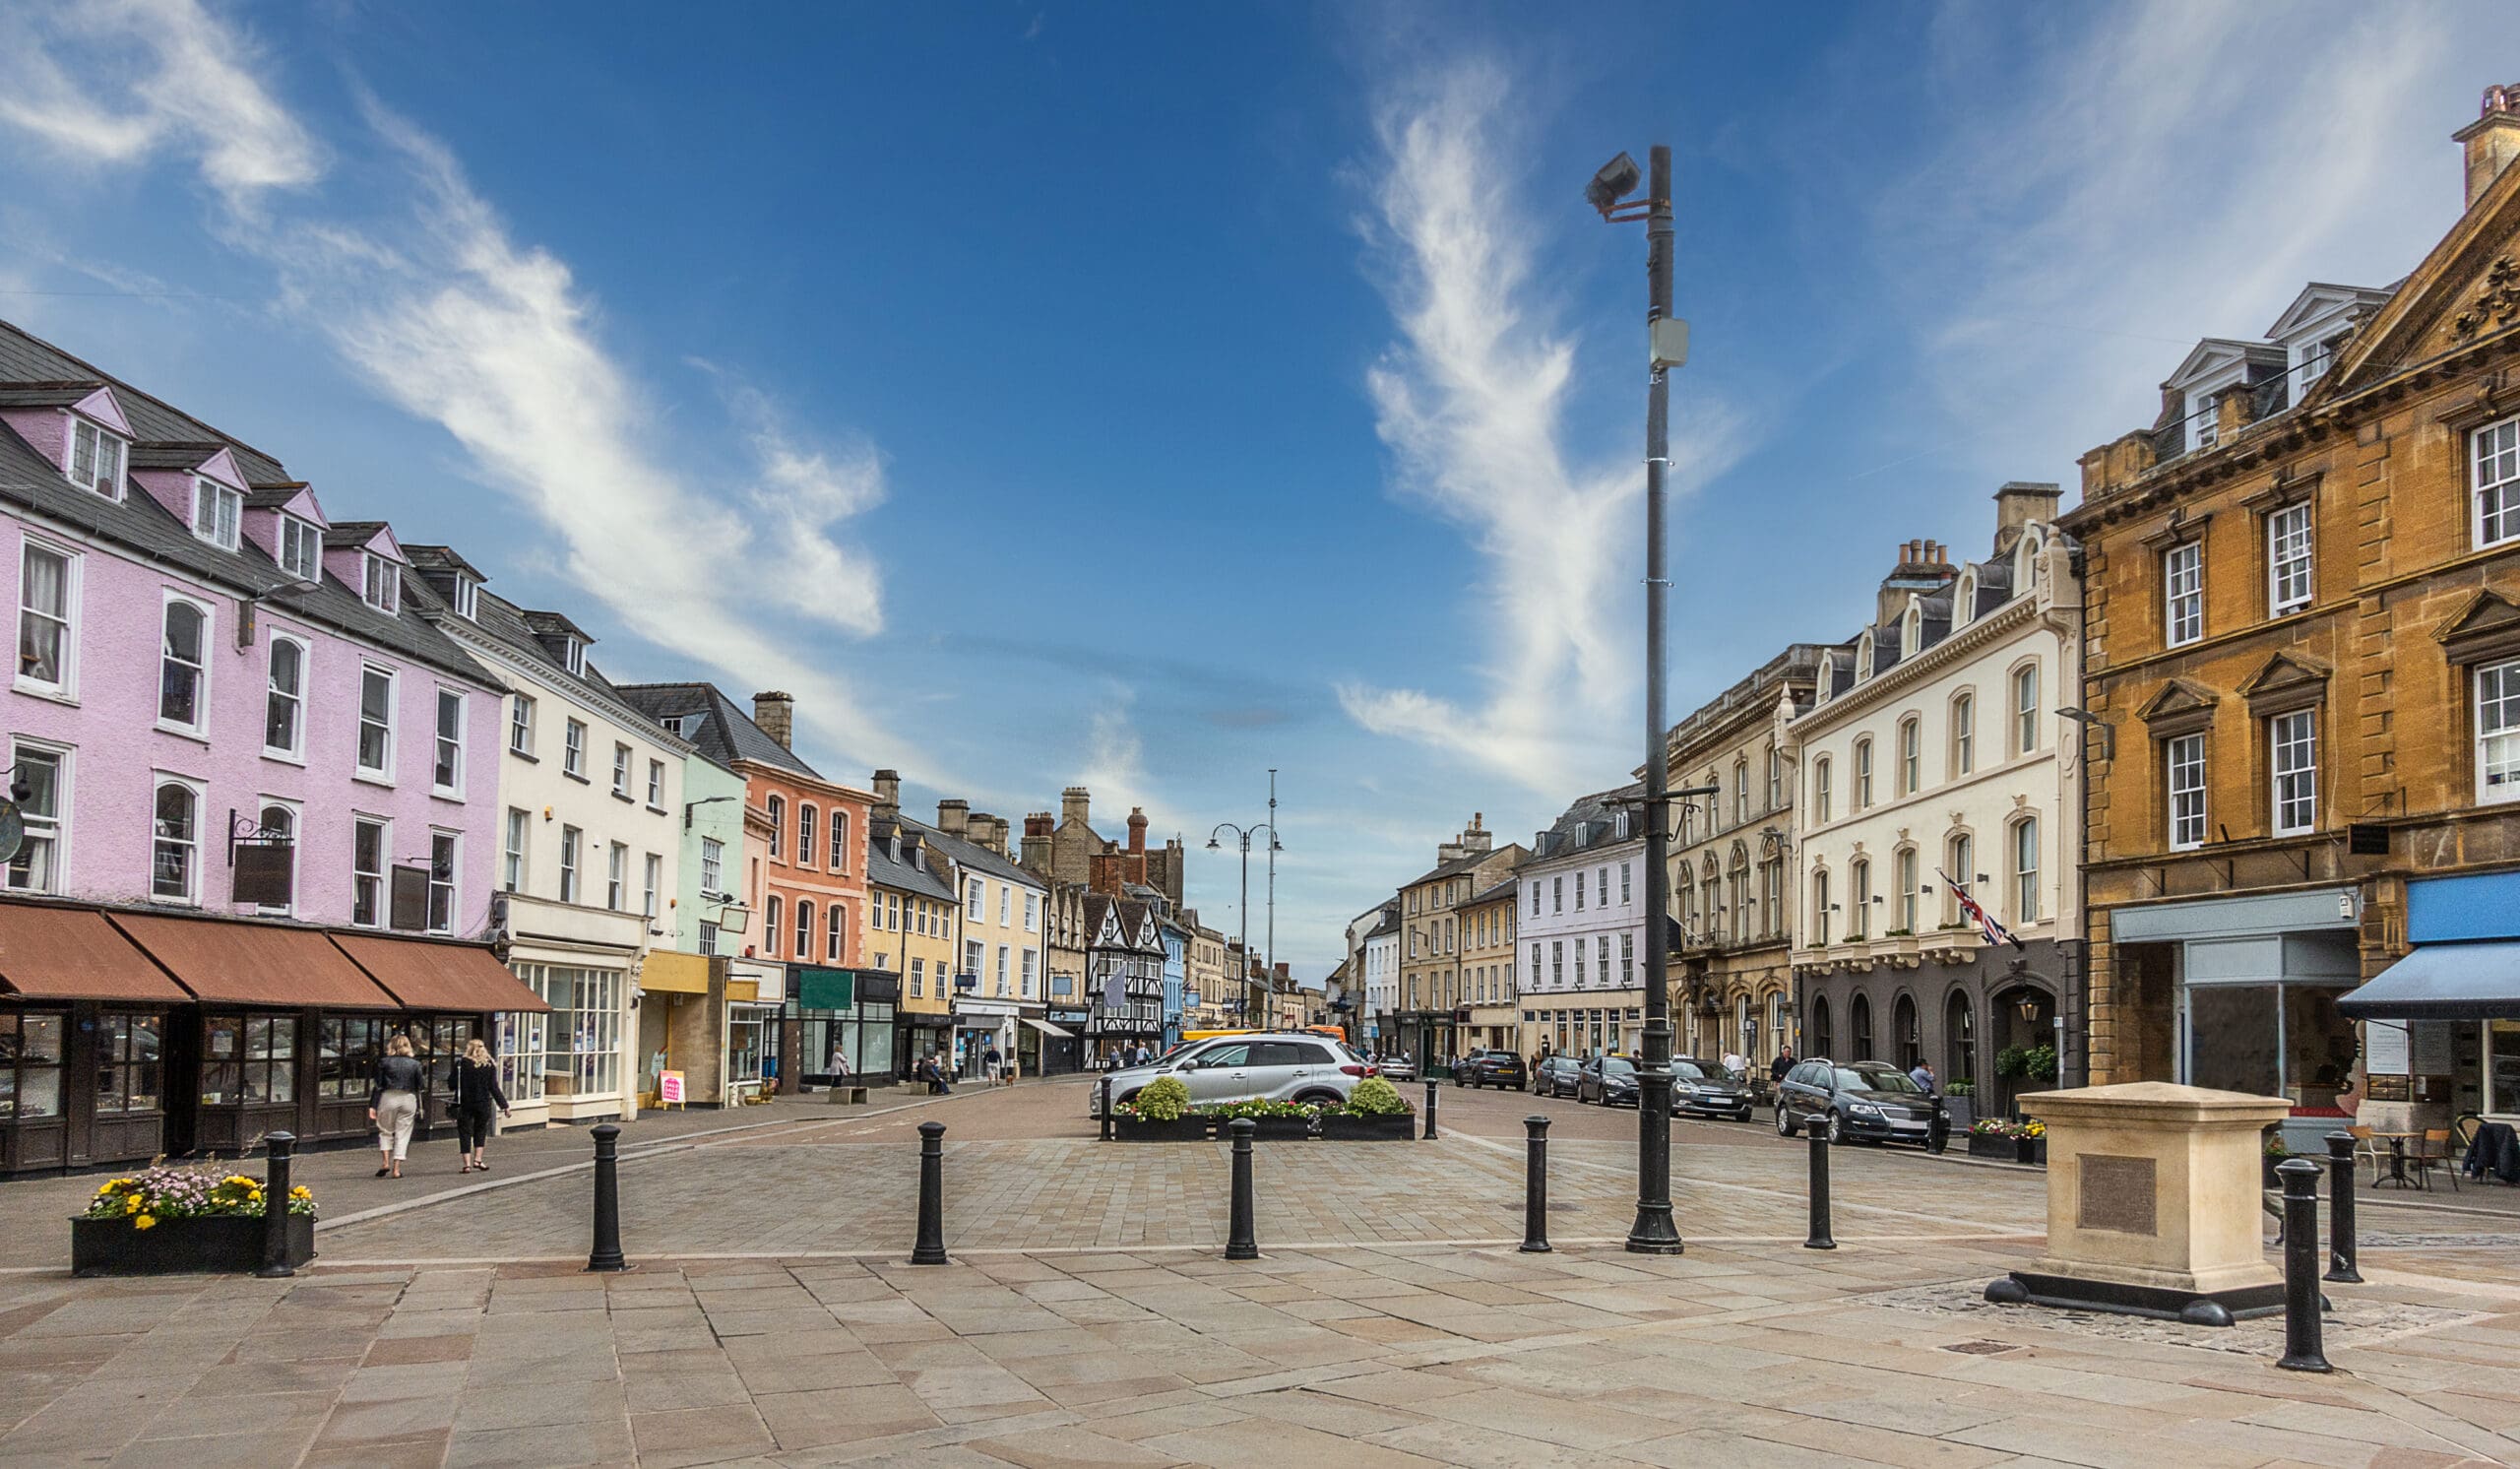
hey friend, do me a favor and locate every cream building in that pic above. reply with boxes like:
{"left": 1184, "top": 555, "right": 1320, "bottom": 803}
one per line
{"left": 1783, "top": 491, "right": 2084, "bottom": 1118}
{"left": 1459, "top": 878, "right": 1519, "bottom": 1053}
{"left": 1518, "top": 788, "right": 1647, "bottom": 1060}
{"left": 1666, "top": 646, "right": 1828, "bottom": 1069}
{"left": 1396, "top": 815, "right": 1525, "bottom": 1067}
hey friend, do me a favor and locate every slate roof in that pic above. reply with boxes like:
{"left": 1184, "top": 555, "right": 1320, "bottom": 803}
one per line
{"left": 1403, "top": 849, "right": 1507, "bottom": 890}
{"left": 896, "top": 817, "right": 1043, "bottom": 893}
{"left": 1082, "top": 892, "right": 1160, "bottom": 952}
{"left": 127, "top": 442, "right": 227, "bottom": 472}
{"left": 0, "top": 321, "right": 286, "bottom": 483}
{"left": 324, "top": 520, "right": 390, "bottom": 550}
{"left": 1467, "top": 876, "right": 1519, "bottom": 907}
{"left": 613, "top": 682, "right": 821, "bottom": 779}
{"left": 1366, "top": 910, "right": 1402, "bottom": 940}
{"left": 0, "top": 421, "right": 496, "bottom": 688}
{"left": 1527, "top": 783, "right": 1644, "bottom": 865}
{"left": 1815, "top": 533, "right": 2081, "bottom": 701}
{"left": 865, "top": 823, "right": 956, "bottom": 903}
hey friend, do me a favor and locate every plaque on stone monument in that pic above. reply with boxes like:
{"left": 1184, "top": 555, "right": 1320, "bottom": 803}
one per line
{"left": 2075, "top": 1154, "right": 2157, "bottom": 1237}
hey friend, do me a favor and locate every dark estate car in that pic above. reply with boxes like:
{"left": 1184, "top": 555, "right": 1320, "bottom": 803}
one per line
{"left": 1576, "top": 1054, "right": 1640, "bottom": 1107}
{"left": 1670, "top": 1056, "right": 1755, "bottom": 1121}
{"left": 1774, "top": 1056, "right": 1948, "bottom": 1148}
{"left": 1531, "top": 1055, "right": 1584, "bottom": 1098}
{"left": 1454, "top": 1050, "right": 1528, "bottom": 1089}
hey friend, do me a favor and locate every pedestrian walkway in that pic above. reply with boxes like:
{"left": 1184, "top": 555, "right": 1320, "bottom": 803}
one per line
{"left": 0, "top": 1235, "right": 2512, "bottom": 1467}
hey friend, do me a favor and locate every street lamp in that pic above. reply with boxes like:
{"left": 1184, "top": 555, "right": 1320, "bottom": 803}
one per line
{"left": 1208, "top": 812, "right": 1283, "bottom": 1029}
{"left": 1590, "top": 143, "right": 1684, "bottom": 1255}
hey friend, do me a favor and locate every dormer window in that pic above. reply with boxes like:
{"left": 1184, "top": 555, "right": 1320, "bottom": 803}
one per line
{"left": 190, "top": 478, "right": 241, "bottom": 550}
{"left": 1854, "top": 633, "right": 1874, "bottom": 683}
{"left": 562, "top": 637, "right": 585, "bottom": 676}
{"left": 2188, "top": 390, "right": 2219, "bottom": 453}
{"left": 453, "top": 574, "right": 479, "bottom": 620}
{"left": 1900, "top": 603, "right": 1922, "bottom": 658}
{"left": 2294, "top": 336, "right": 2333, "bottom": 389}
{"left": 278, "top": 516, "right": 320, "bottom": 582}
{"left": 68, "top": 419, "right": 125, "bottom": 498}
{"left": 1953, "top": 570, "right": 1976, "bottom": 626}
{"left": 362, "top": 553, "right": 400, "bottom": 613}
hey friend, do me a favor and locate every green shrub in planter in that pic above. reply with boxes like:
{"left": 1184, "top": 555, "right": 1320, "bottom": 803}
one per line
{"left": 1944, "top": 1078, "right": 1975, "bottom": 1098}
{"left": 1132, "top": 1076, "right": 1190, "bottom": 1121}
{"left": 1339, "top": 1077, "right": 1413, "bottom": 1117}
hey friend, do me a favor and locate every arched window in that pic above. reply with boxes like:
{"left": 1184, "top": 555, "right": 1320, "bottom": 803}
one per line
{"left": 1895, "top": 846, "right": 1918, "bottom": 932}
{"left": 1765, "top": 748, "right": 1783, "bottom": 811}
{"left": 797, "top": 805, "right": 818, "bottom": 869}
{"left": 1732, "top": 759, "right": 1749, "bottom": 825}
{"left": 265, "top": 636, "right": 305, "bottom": 758}
{"left": 152, "top": 780, "right": 199, "bottom": 902}
{"left": 1811, "top": 869, "right": 1832, "bottom": 947}
{"left": 764, "top": 895, "right": 783, "bottom": 956}
{"left": 1901, "top": 602, "right": 1922, "bottom": 660}
{"left": 2017, "top": 530, "right": 2044, "bottom": 589}
{"left": 1854, "top": 738, "right": 1874, "bottom": 807}
{"left": 1849, "top": 859, "right": 1872, "bottom": 939}
{"left": 1813, "top": 757, "right": 1832, "bottom": 823}
{"left": 1944, "top": 833, "right": 1974, "bottom": 926}
{"left": 1855, "top": 632, "right": 1874, "bottom": 683}
{"left": 1810, "top": 994, "right": 1833, "bottom": 1057}
{"left": 1944, "top": 990, "right": 1976, "bottom": 1088}
{"left": 1950, "top": 692, "right": 1975, "bottom": 776}
{"left": 1893, "top": 992, "right": 1920, "bottom": 1070}
{"left": 2012, "top": 816, "right": 2041, "bottom": 924}
{"left": 2012, "top": 662, "right": 2041, "bottom": 755}
{"left": 257, "top": 803, "right": 296, "bottom": 915}
{"left": 1851, "top": 993, "right": 1874, "bottom": 1061}
{"left": 766, "top": 797, "right": 786, "bottom": 860}
{"left": 829, "top": 811, "right": 850, "bottom": 870}
{"left": 795, "top": 899, "right": 815, "bottom": 959}
{"left": 1727, "top": 844, "right": 1750, "bottom": 943}
{"left": 1954, "top": 569, "right": 1977, "bottom": 626}
{"left": 827, "top": 906, "right": 846, "bottom": 962}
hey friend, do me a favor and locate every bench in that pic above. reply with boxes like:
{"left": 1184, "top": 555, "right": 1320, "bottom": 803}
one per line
{"left": 825, "top": 1086, "right": 871, "bottom": 1106}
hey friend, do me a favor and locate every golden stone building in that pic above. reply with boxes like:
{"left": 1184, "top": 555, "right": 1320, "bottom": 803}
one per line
{"left": 1458, "top": 877, "right": 1519, "bottom": 1054}
{"left": 2064, "top": 89, "right": 2520, "bottom": 1136}
{"left": 1395, "top": 815, "right": 1526, "bottom": 1067}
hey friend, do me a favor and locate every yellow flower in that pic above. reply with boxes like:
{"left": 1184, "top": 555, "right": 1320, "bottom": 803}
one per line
{"left": 133, "top": 1215, "right": 156, "bottom": 1231}
{"left": 124, "top": 1195, "right": 141, "bottom": 1214}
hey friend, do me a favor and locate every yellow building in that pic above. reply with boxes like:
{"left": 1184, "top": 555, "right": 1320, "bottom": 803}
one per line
{"left": 865, "top": 821, "right": 958, "bottom": 1077}
{"left": 1396, "top": 814, "right": 1527, "bottom": 1068}
{"left": 1458, "top": 878, "right": 1519, "bottom": 1053}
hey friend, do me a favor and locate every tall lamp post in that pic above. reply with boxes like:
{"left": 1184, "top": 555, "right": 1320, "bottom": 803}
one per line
{"left": 1590, "top": 144, "right": 1687, "bottom": 1254}
{"left": 1208, "top": 816, "right": 1282, "bottom": 1028}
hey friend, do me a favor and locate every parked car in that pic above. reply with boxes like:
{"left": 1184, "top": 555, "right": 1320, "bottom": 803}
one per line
{"left": 1531, "top": 1055, "right": 1583, "bottom": 1098}
{"left": 1773, "top": 1056, "right": 1945, "bottom": 1146}
{"left": 1576, "top": 1054, "right": 1640, "bottom": 1107}
{"left": 1088, "top": 1033, "right": 1373, "bottom": 1117}
{"left": 1670, "top": 1056, "right": 1755, "bottom": 1122}
{"left": 1455, "top": 1050, "right": 1528, "bottom": 1089}
{"left": 1375, "top": 1054, "right": 1418, "bottom": 1083}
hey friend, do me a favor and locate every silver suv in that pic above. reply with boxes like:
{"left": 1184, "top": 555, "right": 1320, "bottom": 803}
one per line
{"left": 1087, "top": 1033, "right": 1371, "bottom": 1117}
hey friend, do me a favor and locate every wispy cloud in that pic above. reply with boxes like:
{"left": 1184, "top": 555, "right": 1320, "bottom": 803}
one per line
{"left": 0, "top": 0, "right": 911, "bottom": 770}
{"left": 1882, "top": 2, "right": 2475, "bottom": 475}
{"left": 1343, "top": 59, "right": 1747, "bottom": 795}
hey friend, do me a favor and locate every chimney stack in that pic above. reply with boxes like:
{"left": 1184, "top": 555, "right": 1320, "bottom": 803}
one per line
{"left": 1126, "top": 807, "right": 1148, "bottom": 854}
{"left": 1061, "top": 786, "right": 1091, "bottom": 827}
{"left": 1992, "top": 480, "right": 2063, "bottom": 554}
{"left": 2458, "top": 84, "right": 2520, "bottom": 208}
{"left": 751, "top": 691, "right": 795, "bottom": 749}
{"left": 1020, "top": 812, "right": 1054, "bottom": 874}
{"left": 937, "top": 798, "right": 970, "bottom": 837}
{"left": 871, "top": 769, "right": 901, "bottom": 821}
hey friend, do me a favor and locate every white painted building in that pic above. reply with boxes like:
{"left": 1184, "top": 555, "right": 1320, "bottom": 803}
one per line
{"left": 1362, "top": 907, "right": 1400, "bottom": 1054}
{"left": 1517, "top": 786, "right": 1649, "bottom": 1059}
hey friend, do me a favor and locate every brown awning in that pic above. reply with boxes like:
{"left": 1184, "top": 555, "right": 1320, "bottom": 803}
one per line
{"left": 109, "top": 913, "right": 398, "bottom": 1009}
{"left": 332, "top": 934, "right": 550, "bottom": 1013}
{"left": 0, "top": 905, "right": 190, "bottom": 1003}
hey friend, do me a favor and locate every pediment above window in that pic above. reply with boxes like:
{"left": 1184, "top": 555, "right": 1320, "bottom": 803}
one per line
{"left": 2436, "top": 589, "right": 2520, "bottom": 667}
{"left": 2238, "top": 651, "right": 2331, "bottom": 717}
{"left": 2135, "top": 678, "right": 2221, "bottom": 738}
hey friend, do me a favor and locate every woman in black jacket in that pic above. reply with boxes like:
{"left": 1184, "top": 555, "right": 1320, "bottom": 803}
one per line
{"left": 448, "top": 1038, "right": 512, "bottom": 1173}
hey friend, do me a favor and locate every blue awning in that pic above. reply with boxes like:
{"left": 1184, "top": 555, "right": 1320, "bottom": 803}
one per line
{"left": 2337, "top": 940, "right": 2520, "bottom": 1022}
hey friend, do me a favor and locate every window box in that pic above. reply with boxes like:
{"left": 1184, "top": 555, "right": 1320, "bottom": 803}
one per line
{"left": 71, "top": 1213, "right": 313, "bottom": 1277}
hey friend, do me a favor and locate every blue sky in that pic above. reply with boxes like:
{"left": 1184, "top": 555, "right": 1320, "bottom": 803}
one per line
{"left": 0, "top": 1, "right": 2507, "bottom": 971}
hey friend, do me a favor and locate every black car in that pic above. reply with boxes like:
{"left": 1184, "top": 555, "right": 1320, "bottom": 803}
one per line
{"left": 1531, "top": 1055, "right": 1584, "bottom": 1098}
{"left": 1774, "top": 1056, "right": 1947, "bottom": 1148}
{"left": 1669, "top": 1056, "right": 1755, "bottom": 1121}
{"left": 1576, "top": 1054, "right": 1640, "bottom": 1107}
{"left": 1455, "top": 1050, "right": 1528, "bottom": 1089}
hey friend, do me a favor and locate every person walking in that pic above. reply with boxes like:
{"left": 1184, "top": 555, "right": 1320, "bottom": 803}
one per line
{"left": 1770, "top": 1048, "right": 1796, "bottom": 1083}
{"left": 983, "top": 1044, "right": 1004, "bottom": 1086}
{"left": 448, "top": 1038, "right": 511, "bottom": 1173}
{"left": 369, "top": 1033, "right": 425, "bottom": 1180}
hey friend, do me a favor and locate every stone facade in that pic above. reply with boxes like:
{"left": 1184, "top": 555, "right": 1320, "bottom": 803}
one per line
{"left": 1396, "top": 815, "right": 1525, "bottom": 1068}
{"left": 1457, "top": 878, "right": 1519, "bottom": 1053}
{"left": 2061, "top": 93, "right": 2520, "bottom": 1136}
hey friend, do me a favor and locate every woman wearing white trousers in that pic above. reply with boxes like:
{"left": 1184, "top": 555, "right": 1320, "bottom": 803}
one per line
{"left": 368, "top": 1033, "right": 425, "bottom": 1179}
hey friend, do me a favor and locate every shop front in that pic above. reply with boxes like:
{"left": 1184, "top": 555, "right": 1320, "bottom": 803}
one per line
{"left": 2340, "top": 871, "right": 2520, "bottom": 1128}
{"left": 635, "top": 950, "right": 711, "bottom": 1109}
{"left": 1516, "top": 993, "right": 1644, "bottom": 1062}
{"left": 791, "top": 967, "right": 898, "bottom": 1088}
{"left": 1035, "top": 1009, "right": 1087, "bottom": 1076}
{"left": 2111, "top": 887, "right": 2363, "bottom": 1152}
{"left": 722, "top": 961, "right": 783, "bottom": 1105}
{"left": 0, "top": 907, "right": 187, "bottom": 1174}
{"left": 951, "top": 998, "right": 1022, "bottom": 1080}
{"left": 499, "top": 896, "right": 644, "bottom": 1126}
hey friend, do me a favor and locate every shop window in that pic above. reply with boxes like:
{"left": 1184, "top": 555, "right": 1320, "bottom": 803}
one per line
{"left": 0, "top": 1012, "right": 64, "bottom": 1119}
{"left": 320, "top": 1016, "right": 386, "bottom": 1100}
{"left": 94, "top": 1013, "right": 161, "bottom": 1115}
{"left": 494, "top": 1006, "right": 547, "bottom": 1103}
{"left": 200, "top": 1015, "right": 295, "bottom": 1106}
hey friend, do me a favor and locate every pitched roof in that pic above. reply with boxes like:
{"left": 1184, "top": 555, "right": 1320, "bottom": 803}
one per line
{"left": 614, "top": 682, "right": 821, "bottom": 779}
{"left": 865, "top": 824, "right": 956, "bottom": 902}
{"left": 1527, "top": 784, "right": 1643, "bottom": 865}
{"left": 1467, "top": 876, "right": 1519, "bottom": 907}
{"left": 0, "top": 422, "right": 496, "bottom": 688}
{"left": 0, "top": 320, "right": 287, "bottom": 484}
{"left": 898, "top": 817, "right": 1043, "bottom": 891}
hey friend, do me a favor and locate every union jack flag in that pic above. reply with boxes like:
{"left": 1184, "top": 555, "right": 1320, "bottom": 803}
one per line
{"left": 1938, "top": 870, "right": 2022, "bottom": 949}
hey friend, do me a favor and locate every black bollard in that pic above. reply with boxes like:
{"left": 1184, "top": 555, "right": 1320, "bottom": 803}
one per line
{"left": 1803, "top": 1115, "right": 1836, "bottom": 1250}
{"left": 1226, "top": 1118, "right": 1259, "bottom": 1261}
{"left": 587, "top": 1123, "right": 627, "bottom": 1272}
{"left": 256, "top": 1130, "right": 296, "bottom": 1279}
{"left": 911, "top": 1121, "right": 949, "bottom": 1264}
{"left": 1100, "top": 1077, "right": 1114, "bottom": 1143}
{"left": 1520, "top": 1116, "right": 1552, "bottom": 1253}
{"left": 2323, "top": 1130, "right": 2362, "bottom": 1285}
{"left": 1423, "top": 1078, "right": 1438, "bottom": 1140}
{"left": 1927, "top": 1107, "right": 1950, "bottom": 1156}
{"left": 2276, "top": 1158, "right": 2330, "bottom": 1373}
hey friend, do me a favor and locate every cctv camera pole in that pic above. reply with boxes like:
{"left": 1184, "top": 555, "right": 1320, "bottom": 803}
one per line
{"left": 1628, "top": 143, "right": 1683, "bottom": 1255}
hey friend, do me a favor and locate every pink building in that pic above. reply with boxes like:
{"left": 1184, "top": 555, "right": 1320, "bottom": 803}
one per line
{"left": 0, "top": 320, "right": 538, "bottom": 1174}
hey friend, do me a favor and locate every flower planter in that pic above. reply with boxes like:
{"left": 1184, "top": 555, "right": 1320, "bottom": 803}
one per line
{"left": 2014, "top": 1137, "right": 2047, "bottom": 1167}
{"left": 1965, "top": 1132, "right": 2016, "bottom": 1161}
{"left": 1113, "top": 1116, "right": 1208, "bottom": 1141}
{"left": 1208, "top": 1116, "right": 1315, "bottom": 1140}
{"left": 72, "top": 1214, "right": 314, "bottom": 1277}
{"left": 1942, "top": 1096, "right": 1975, "bottom": 1131}
{"left": 1320, "top": 1113, "right": 1417, "bottom": 1140}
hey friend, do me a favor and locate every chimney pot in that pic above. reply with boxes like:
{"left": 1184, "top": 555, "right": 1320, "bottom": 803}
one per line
{"left": 2458, "top": 83, "right": 2520, "bottom": 209}
{"left": 751, "top": 691, "right": 796, "bottom": 749}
